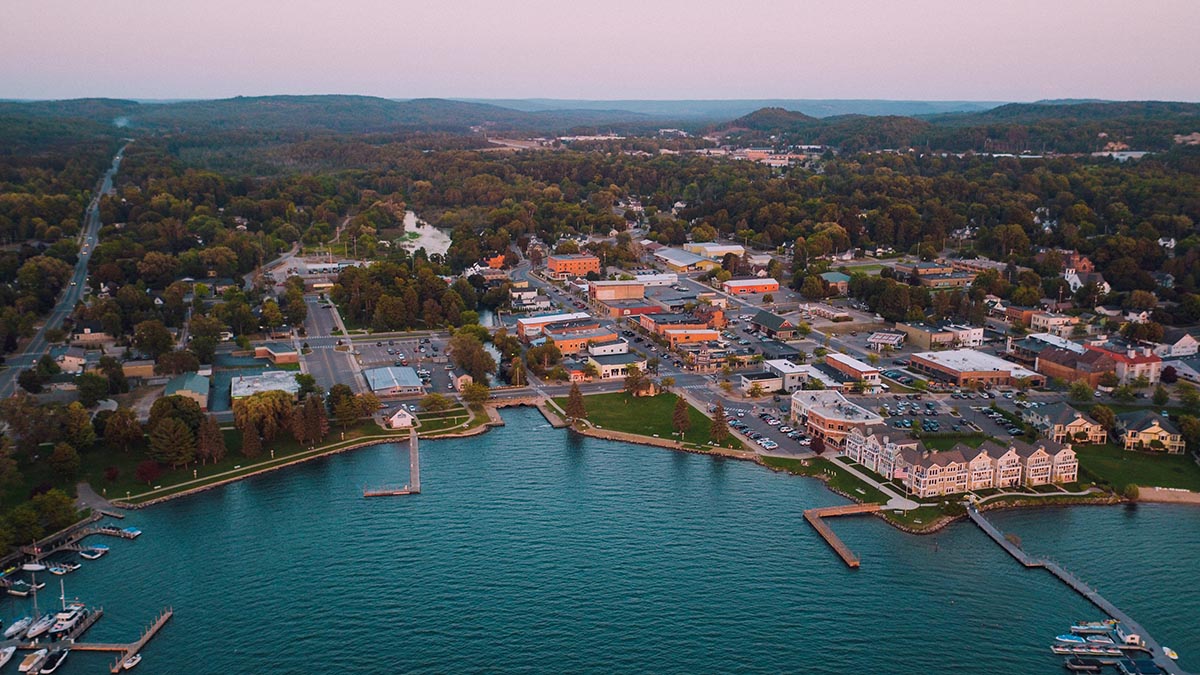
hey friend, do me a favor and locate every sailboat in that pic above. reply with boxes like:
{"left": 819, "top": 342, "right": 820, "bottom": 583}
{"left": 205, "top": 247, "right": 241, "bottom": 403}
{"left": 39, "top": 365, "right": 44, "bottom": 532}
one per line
{"left": 22, "top": 562, "right": 54, "bottom": 640}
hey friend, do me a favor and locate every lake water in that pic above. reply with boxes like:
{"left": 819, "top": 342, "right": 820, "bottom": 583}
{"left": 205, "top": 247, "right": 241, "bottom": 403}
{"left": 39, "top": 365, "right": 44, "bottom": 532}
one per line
{"left": 398, "top": 210, "right": 451, "bottom": 256}
{"left": 9, "top": 408, "right": 1197, "bottom": 674}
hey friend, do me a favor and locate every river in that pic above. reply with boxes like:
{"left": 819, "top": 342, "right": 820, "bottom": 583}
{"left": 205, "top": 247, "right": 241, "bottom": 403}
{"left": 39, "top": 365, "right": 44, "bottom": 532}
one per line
{"left": 9, "top": 408, "right": 1197, "bottom": 674}
{"left": 397, "top": 210, "right": 451, "bottom": 256}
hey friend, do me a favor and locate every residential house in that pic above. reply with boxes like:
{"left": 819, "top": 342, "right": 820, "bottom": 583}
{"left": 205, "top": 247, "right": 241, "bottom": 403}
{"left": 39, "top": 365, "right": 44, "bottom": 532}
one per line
{"left": 1148, "top": 328, "right": 1199, "bottom": 359}
{"left": 57, "top": 347, "right": 87, "bottom": 374}
{"left": 71, "top": 320, "right": 111, "bottom": 345}
{"left": 1084, "top": 343, "right": 1162, "bottom": 385}
{"left": 387, "top": 408, "right": 416, "bottom": 429}
{"left": 1118, "top": 411, "right": 1185, "bottom": 453}
{"left": 1023, "top": 403, "right": 1108, "bottom": 445}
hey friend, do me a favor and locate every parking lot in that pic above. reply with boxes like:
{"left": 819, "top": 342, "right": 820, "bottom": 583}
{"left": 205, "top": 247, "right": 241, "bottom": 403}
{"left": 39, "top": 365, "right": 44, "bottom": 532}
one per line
{"left": 350, "top": 335, "right": 452, "bottom": 393}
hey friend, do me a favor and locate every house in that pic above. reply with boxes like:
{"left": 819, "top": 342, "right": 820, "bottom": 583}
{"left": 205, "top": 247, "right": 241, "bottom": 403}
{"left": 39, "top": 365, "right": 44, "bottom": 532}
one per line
{"left": 57, "top": 347, "right": 87, "bottom": 374}
{"left": 387, "top": 408, "right": 416, "bottom": 429}
{"left": 510, "top": 288, "right": 552, "bottom": 312}
{"left": 721, "top": 278, "right": 779, "bottom": 295}
{"left": 1118, "top": 411, "right": 1185, "bottom": 453}
{"left": 1029, "top": 312, "right": 1079, "bottom": 336}
{"left": 121, "top": 359, "right": 156, "bottom": 379}
{"left": 1064, "top": 268, "right": 1111, "bottom": 296}
{"left": 1023, "top": 403, "right": 1108, "bottom": 444}
{"left": 1148, "top": 328, "right": 1199, "bottom": 359}
{"left": 363, "top": 366, "right": 427, "bottom": 396}
{"left": 452, "top": 372, "right": 474, "bottom": 392}
{"left": 546, "top": 253, "right": 601, "bottom": 279}
{"left": 878, "top": 436, "right": 1076, "bottom": 498}
{"left": 71, "top": 320, "right": 111, "bottom": 345}
{"left": 751, "top": 310, "right": 801, "bottom": 339}
{"left": 819, "top": 272, "right": 851, "bottom": 296}
{"left": 165, "top": 372, "right": 211, "bottom": 411}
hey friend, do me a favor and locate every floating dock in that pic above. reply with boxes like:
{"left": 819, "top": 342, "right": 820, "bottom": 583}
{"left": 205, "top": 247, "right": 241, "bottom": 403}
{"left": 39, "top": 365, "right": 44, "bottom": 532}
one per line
{"left": 968, "top": 506, "right": 1190, "bottom": 675}
{"left": 364, "top": 430, "right": 420, "bottom": 497}
{"left": 803, "top": 504, "right": 881, "bottom": 568}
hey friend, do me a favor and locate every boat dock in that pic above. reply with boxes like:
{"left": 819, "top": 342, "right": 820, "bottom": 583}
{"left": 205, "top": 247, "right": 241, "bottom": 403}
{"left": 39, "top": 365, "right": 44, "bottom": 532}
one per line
{"left": 968, "top": 506, "right": 1191, "bottom": 675}
{"left": 803, "top": 504, "right": 881, "bottom": 568}
{"left": 364, "top": 430, "right": 420, "bottom": 497}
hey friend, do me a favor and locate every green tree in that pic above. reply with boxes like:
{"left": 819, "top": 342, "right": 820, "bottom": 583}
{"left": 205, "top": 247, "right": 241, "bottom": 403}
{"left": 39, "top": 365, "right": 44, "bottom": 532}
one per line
{"left": 148, "top": 417, "right": 195, "bottom": 468}
{"left": 240, "top": 424, "right": 262, "bottom": 458}
{"left": 623, "top": 364, "right": 648, "bottom": 395}
{"left": 1178, "top": 382, "right": 1200, "bottom": 411}
{"left": 564, "top": 382, "right": 587, "bottom": 421}
{"left": 104, "top": 407, "right": 143, "bottom": 452}
{"left": 196, "top": 414, "right": 227, "bottom": 465}
{"left": 1153, "top": 385, "right": 1170, "bottom": 405}
{"left": 334, "top": 397, "right": 360, "bottom": 429}
{"left": 1178, "top": 415, "right": 1200, "bottom": 449}
{"left": 155, "top": 350, "right": 200, "bottom": 375}
{"left": 133, "top": 319, "right": 175, "bottom": 359}
{"left": 672, "top": 397, "right": 691, "bottom": 435}
{"left": 232, "top": 390, "right": 294, "bottom": 441}
{"left": 1091, "top": 404, "right": 1116, "bottom": 431}
{"left": 1068, "top": 380, "right": 1092, "bottom": 402}
{"left": 260, "top": 299, "right": 285, "bottom": 330}
{"left": 326, "top": 384, "right": 355, "bottom": 415}
{"left": 419, "top": 393, "right": 454, "bottom": 412}
{"left": 449, "top": 332, "right": 496, "bottom": 383}
{"left": 710, "top": 402, "right": 729, "bottom": 444}
{"left": 508, "top": 357, "right": 527, "bottom": 387}
{"left": 76, "top": 372, "right": 110, "bottom": 407}
{"left": 295, "top": 373, "right": 320, "bottom": 400}
{"left": 148, "top": 395, "right": 204, "bottom": 435}
{"left": 61, "top": 402, "right": 96, "bottom": 448}
{"left": 462, "top": 382, "right": 490, "bottom": 406}
{"left": 188, "top": 314, "right": 225, "bottom": 364}
{"left": 303, "top": 395, "right": 329, "bottom": 446}
{"left": 17, "top": 369, "right": 44, "bottom": 394}
{"left": 49, "top": 442, "right": 81, "bottom": 481}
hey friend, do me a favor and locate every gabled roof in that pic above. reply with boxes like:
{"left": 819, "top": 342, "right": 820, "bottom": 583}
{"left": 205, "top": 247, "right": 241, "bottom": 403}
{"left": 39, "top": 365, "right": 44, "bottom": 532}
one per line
{"left": 1118, "top": 410, "right": 1181, "bottom": 434}
{"left": 751, "top": 309, "right": 793, "bottom": 331}
{"left": 1037, "top": 402, "right": 1095, "bottom": 427}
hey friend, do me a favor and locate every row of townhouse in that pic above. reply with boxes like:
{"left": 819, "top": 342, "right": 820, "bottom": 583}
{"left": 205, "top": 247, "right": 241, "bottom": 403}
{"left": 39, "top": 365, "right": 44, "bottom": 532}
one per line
{"left": 842, "top": 428, "right": 1079, "bottom": 499}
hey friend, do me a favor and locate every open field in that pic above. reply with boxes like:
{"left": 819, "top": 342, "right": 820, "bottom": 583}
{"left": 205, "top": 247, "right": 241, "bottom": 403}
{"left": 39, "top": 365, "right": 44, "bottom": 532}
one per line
{"left": 556, "top": 392, "right": 743, "bottom": 449}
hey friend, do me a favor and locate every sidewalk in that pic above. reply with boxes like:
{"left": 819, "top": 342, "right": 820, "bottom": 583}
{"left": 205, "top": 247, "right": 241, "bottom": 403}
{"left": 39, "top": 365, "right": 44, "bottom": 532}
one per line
{"left": 828, "top": 455, "right": 919, "bottom": 510}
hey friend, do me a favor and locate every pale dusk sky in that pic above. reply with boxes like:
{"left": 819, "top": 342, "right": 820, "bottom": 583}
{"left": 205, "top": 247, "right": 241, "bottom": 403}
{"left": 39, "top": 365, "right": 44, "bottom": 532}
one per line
{"left": 2, "top": 0, "right": 1197, "bottom": 101}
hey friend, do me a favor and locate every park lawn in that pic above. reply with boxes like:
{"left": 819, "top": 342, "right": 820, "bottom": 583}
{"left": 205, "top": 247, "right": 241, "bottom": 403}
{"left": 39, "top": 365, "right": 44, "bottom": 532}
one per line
{"left": 1074, "top": 443, "right": 1200, "bottom": 492}
{"left": 920, "top": 434, "right": 988, "bottom": 452}
{"left": 760, "top": 456, "right": 890, "bottom": 504}
{"left": 558, "top": 392, "right": 742, "bottom": 450}
{"left": 417, "top": 415, "right": 471, "bottom": 433}
{"left": 882, "top": 505, "right": 947, "bottom": 529}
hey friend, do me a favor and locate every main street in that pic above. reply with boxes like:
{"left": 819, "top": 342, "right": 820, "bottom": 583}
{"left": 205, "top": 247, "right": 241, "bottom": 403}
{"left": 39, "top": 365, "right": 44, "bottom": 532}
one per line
{"left": 0, "top": 144, "right": 127, "bottom": 398}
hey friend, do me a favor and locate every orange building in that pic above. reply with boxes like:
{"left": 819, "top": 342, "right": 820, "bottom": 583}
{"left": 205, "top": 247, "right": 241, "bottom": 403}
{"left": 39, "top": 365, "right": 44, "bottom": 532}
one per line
{"left": 550, "top": 328, "right": 619, "bottom": 354}
{"left": 722, "top": 278, "right": 780, "bottom": 294}
{"left": 484, "top": 254, "right": 506, "bottom": 269}
{"left": 663, "top": 329, "right": 720, "bottom": 347}
{"left": 547, "top": 254, "right": 601, "bottom": 279}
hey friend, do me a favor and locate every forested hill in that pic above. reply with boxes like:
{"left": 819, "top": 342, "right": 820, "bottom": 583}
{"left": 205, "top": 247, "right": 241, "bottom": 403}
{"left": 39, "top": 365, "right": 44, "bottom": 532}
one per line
{"left": 0, "top": 95, "right": 658, "bottom": 135}
{"left": 715, "top": 100, "right": 1200, "bottom": 153}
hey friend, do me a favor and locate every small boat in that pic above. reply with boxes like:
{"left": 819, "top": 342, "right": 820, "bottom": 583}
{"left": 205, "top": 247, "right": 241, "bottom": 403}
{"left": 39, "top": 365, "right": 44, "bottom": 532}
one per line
{"left": 38, "top": 650, "right": 67, "bottom": 674}
{"left": 1164, "top": 647, "right": 1179, "bottom": 660}
{"left": 122, "top": 653, "right": 142, "bottom": 670}
{"left": 18, "top": 649, "right": 47, "bottom": 673}
{"left": 61, "top": 562, "right": 80, "bottom": 573}
{"left": 0, "top": 646, "right": 17, "bottom": 667}
{"left": 1064, "top": 656, "right": 1103, "bottom": 672}
{"left": 5, "top": 616, "right": 32, "bottom": 639}
{"left": 46, "top": 565, "right": 67, "bottom": 577}
{"left": 79, "top": 548, "right": 107, "bottom": 561}
{"left": 1071, "top": 620, "right": 1119, "bottom": 635}
{"left": 122, "top": 527, "right": 142, "bottom": 538}
{"left": 1086, "top": 635, "right": 1116, "bottom": 645}
{"left": 1057, "top": 634, "right": 1088, "bottom": 644}
{"left": 26, "top": 614, "right": 57, "bottom": 639}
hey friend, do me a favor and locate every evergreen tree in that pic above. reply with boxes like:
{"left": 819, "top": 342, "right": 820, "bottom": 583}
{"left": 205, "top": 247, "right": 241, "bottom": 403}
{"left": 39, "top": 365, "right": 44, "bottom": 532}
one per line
{"left": 672, "top": 397, "right": 691, "bottom": 435}
{"left": 710, "top": 402, "right": 729, "bottom": 444}
{"left": 148, "top": 417, "right": 195, "bottom": 468}
{"left": 565, "top": 382, "right": 587, "bottom": 421}
{"left": 196, "top": 414, "right": 227, "bottom": 465}
{"left": 240, "top": 423, "right": 262, "bottom": 458}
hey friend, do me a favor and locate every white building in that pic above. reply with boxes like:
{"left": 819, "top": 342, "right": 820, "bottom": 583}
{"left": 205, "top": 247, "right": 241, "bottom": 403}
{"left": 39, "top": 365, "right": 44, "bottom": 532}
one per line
{"left": 587, "top": 339, "right": 630, "bottom": 356}
{"left": 387, "top": 408, "right": 416, "bottom": 429}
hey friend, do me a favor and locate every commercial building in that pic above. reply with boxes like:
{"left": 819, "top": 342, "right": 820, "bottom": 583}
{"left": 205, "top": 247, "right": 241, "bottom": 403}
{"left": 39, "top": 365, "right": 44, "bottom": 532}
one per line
{"left": 1008, "top": 332, "right": 1085, "bottom": 364}
{"left": 598, "top": 299, "right": 662, "bottom": 319}
{"left": 120, "top": 359, "right": 156, "bottom": 379}
{"left": 255, "top": 342, "right": 299, "bottom": 365}
{"left": 546, "top": 328, "right": 619, "bottom": 355}
{"left": 587, "top": 353, "right": 647, "bottom": 379}
{"left": 894, "top": 261, "right": 976, "bottom": 289}
{"left": 896, "top": 321, "right": 983, "bottom": 350}
{"left": 587, "top": 339, "right": 629, "bottom": 356}
{"left": 909, "top": 349, "right": 1044, "bottom": 387}
{"left": 654, "top": 248, "right": 715, "bottom": 273}
{"left": 633, "top": 272, "right": 678, "bottom": 287}
{"left": 819, "top": 272, "right": 851, "bottom": 295}
{"left": 1029, "top": 312, "right": 1079, "bottom": 336}
{"left": 866, "top": 331, "right": 906, "bottom": 352}
{"left": 1118, "top": 411, "right": 1185, "bottom": 453}
{"left": 639, "top": 313, "right": 710, "bottom": 335}
{"left": 751, "top": 310, "right": 802, "bottom": 339}
{"left": 789, "top": 390, "right": 884, "bottom": 448}
{"left": 363, "top": 366, "right": 426, "bottom": 396}
{"left": 165, "top": 372, "right": 211, "bottom": 411}
{"left": 764, "top": 359, "right": 808, "bottom": 391}
{"left": 71, "top": 320, "right": 112, "bottom": 345}
{"left": 721, "top": 278, "right": 780, "bottom": 295}
{"left": 546, "top": 253, "right": 601, "bottom": 279}
{"left": 740, "top": 371, "right": 784, "bottom": 394}
{"left": 1023, "top": 403, "right": 1108, "bottom": 445}
{"left": 663, "top": 329, "right": 720, "bottom": 348}
{"left": 515, "top": 312, "right": 592, "bottom": 339}
{"left": 1034, "top": 348, "right": 1115, "bottom": 387}
{"left": 683, "top": 242, "right": 745, "bottom": 259}
{"left": 510, "top": 288, "right": 552, "bottom": 312}
{"left": 231, "top": 371, "right": 301, "bottom": 400}
{"left": 588, "top": 280, "right": 645, "bottom": 302}
{"left": 824, "top": 352, "right": 882, "bottom": 392}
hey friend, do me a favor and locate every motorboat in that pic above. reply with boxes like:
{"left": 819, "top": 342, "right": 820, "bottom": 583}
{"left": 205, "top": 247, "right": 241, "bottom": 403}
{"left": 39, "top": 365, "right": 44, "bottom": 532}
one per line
{"left": 60, "top": 562, "right": 80, "bottom": 573}
{"left": 1056, "top": 634, "right": 1088, "bottom": 644}
{"left": 48, "top": 603, "right": 88, "bottom": 639}
{"left": 122, "top": 653, "right": 142, "bottom": 670}
{"left": 122, "top": 527, "right": 142, "bottom": 538}
{"left": 0, "top": 646, "right": 16, "bottom": 668}
{"left": 5, "top": 616, "right": 32, "bottom": 638}
{"left": 1071, "top": 620, "right": 1118, "bottom": 635}
{"left": 79, "top": 548, "right": 107, "bottom": 561}
{"left": 46, "top": 565, "right": 67, "bottom": 577}
{"left": 1086, "top": 635, "right": 1116, "bottom": 645}
{"left": 1164, "top": 647, "right": 1179, "bottom": 660}
{"left": 18, "top": 649, "right": 47, "bottom": 673}
{"left": 38, "top": 650, "right": 67, "bottom": 674}
{"left": 1064, "top": 656, "right": 1103, "bottom": 672}
{"left": 26, "top": 614, "right": 57, "bottom": 639}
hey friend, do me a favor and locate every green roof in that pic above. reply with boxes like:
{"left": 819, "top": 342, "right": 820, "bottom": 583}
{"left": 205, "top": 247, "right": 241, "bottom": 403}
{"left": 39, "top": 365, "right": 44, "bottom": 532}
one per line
{"left": 820, "top": 272, "right": 851, "bottom": 283}
{"left": 165, "top": 372, "right": 210, "bottom": 397}
{"left": 752, "top": 309, "right": 793, "bottom": 332}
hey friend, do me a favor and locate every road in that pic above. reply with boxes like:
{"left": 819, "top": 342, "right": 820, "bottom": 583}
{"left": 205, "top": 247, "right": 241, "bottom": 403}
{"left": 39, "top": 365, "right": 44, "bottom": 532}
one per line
{"left": 300, "top": 296, "right": 364, "bottom": 393}
{"left": 0, "top": 145, "right": 127, "bottom": 398}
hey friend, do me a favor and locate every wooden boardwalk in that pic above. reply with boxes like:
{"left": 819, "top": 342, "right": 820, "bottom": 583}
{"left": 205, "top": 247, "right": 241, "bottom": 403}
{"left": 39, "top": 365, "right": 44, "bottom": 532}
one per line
{"left": 803, "top": 504, "right": 881, "bottom": 568}
{"left": 104, "top": 607, "right": 173, "bottom": 672}
{"left": 968, "top": 506, "right": 1190, "bottom": 675}
{"left": 364, "top": 430, "right": 420, "bottom": 497}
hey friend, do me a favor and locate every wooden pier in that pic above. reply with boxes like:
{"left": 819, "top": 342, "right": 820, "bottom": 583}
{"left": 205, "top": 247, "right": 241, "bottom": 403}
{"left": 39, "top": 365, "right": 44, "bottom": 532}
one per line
{"left": 364, "top": 430, "right": 420, "bottom": 497}
{"left": 803, "top": 504, "right": 881, "bottom": 568}
{"left": 106, "top": 607, "right": 173, "bottom": 672}
{"left": 968, "top": 506, "right": 1191, "bottom": 675}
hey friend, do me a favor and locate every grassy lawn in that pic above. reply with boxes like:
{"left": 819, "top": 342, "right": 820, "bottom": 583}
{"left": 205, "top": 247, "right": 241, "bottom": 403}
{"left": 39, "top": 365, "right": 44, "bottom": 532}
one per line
{"left": 920, "top": 434, "right": 988, "bottom": 452}
{"left": 882, "top": 505, "right": 946, "bottom": 528}
{"left": 417, "top": 415, "right": 470, "bottom": 433}
{"left": 760, "top": 456, "right": 890, "bottom": 504}
{"left": 417, "top": 407, "right": 468, "bottom": 420}
{"left": 1075, "top": 443, "right": 1200, "bottom": 492}
{"left": 556, "top": 392, "right": 743, "bottom": 450}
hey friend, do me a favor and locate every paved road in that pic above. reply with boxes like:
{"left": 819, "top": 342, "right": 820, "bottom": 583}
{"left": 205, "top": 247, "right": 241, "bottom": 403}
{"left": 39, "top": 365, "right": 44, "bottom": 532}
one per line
{"left": 0, "top": 145, "right": 127, "bottom": 398}
{"left": 300, "top": 296, "right": 364, "bottom": 393}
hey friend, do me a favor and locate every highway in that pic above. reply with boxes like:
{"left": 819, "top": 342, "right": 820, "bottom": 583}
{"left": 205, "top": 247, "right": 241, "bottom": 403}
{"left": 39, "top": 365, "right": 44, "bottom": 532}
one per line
{"left": 0, "top": 145, "right": 127, "bottom": 398}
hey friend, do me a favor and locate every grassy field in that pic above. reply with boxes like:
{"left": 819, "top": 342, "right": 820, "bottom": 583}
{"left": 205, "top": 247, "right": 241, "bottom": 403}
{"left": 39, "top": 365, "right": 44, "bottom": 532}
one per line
{"left": 557, "top": 392, "right": 742, "bottom": 450}
{"left": 920, "top": 434, "right": 988, "bottom": 451}
{"left": 760, "top": 456, "right": 890, "bottom": 504}
{"left": 1075, "top": 443, "right": 1200, "bottom": 492}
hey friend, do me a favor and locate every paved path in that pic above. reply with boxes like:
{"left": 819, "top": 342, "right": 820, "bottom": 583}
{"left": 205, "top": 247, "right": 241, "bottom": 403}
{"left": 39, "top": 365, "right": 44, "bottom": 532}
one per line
{"left": 76, "top": 482, "right": 120, "bottom": 513}
{"left": 828, "top": 455, "right": 920, "bottom": 510}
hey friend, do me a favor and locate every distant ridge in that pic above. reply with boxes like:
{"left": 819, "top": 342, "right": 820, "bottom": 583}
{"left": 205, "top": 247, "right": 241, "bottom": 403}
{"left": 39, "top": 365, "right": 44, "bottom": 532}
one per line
{"left": 457, "top": 98, "right": 1007, "bottom": 119}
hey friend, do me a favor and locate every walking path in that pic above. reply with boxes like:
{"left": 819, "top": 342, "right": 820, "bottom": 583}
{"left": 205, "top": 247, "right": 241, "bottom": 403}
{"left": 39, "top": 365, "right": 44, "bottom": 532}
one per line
{"left": 827, "top": 455, "right": 919, "bottom": 510}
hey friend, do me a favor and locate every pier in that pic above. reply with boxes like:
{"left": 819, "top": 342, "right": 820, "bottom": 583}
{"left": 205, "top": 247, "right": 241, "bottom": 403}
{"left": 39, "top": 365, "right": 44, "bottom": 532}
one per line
{"left": 364, "top": 430, "right": 420, "bottom": 497}
{"left": 968, "top": 506, "right": 1191, "bottom": 675}
{"left": 803, "top": 504, "right": 881, "bottom": 568}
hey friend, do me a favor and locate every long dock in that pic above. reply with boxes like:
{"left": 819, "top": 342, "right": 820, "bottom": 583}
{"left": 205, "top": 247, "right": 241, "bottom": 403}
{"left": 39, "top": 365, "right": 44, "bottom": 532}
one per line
{"left": 803, "top": 504, "right": 881, "bottom": 568}
{"left": 364, "top": 429, "right": 420, "bottom": 497}
{"left": 968, "top": 506, "right": 1190, "bottom": 675}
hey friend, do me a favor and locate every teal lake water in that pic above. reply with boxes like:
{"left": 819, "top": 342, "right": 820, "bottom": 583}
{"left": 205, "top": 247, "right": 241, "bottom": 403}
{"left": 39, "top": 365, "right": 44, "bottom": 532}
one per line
{"left": 6, "top": 408, "right": 1198, "bottom": 674}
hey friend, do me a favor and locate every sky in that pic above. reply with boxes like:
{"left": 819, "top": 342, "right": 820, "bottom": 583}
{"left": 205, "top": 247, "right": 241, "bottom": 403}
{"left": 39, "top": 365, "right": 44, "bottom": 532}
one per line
{"left": 2, "top": 0, "right": 1198, "bottom": 101}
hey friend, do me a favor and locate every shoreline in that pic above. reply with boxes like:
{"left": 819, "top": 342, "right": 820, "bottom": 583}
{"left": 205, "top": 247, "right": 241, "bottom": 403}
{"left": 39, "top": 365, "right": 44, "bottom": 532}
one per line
{"left": 114, "top": 402, "right": 1188, "bottom": 533}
